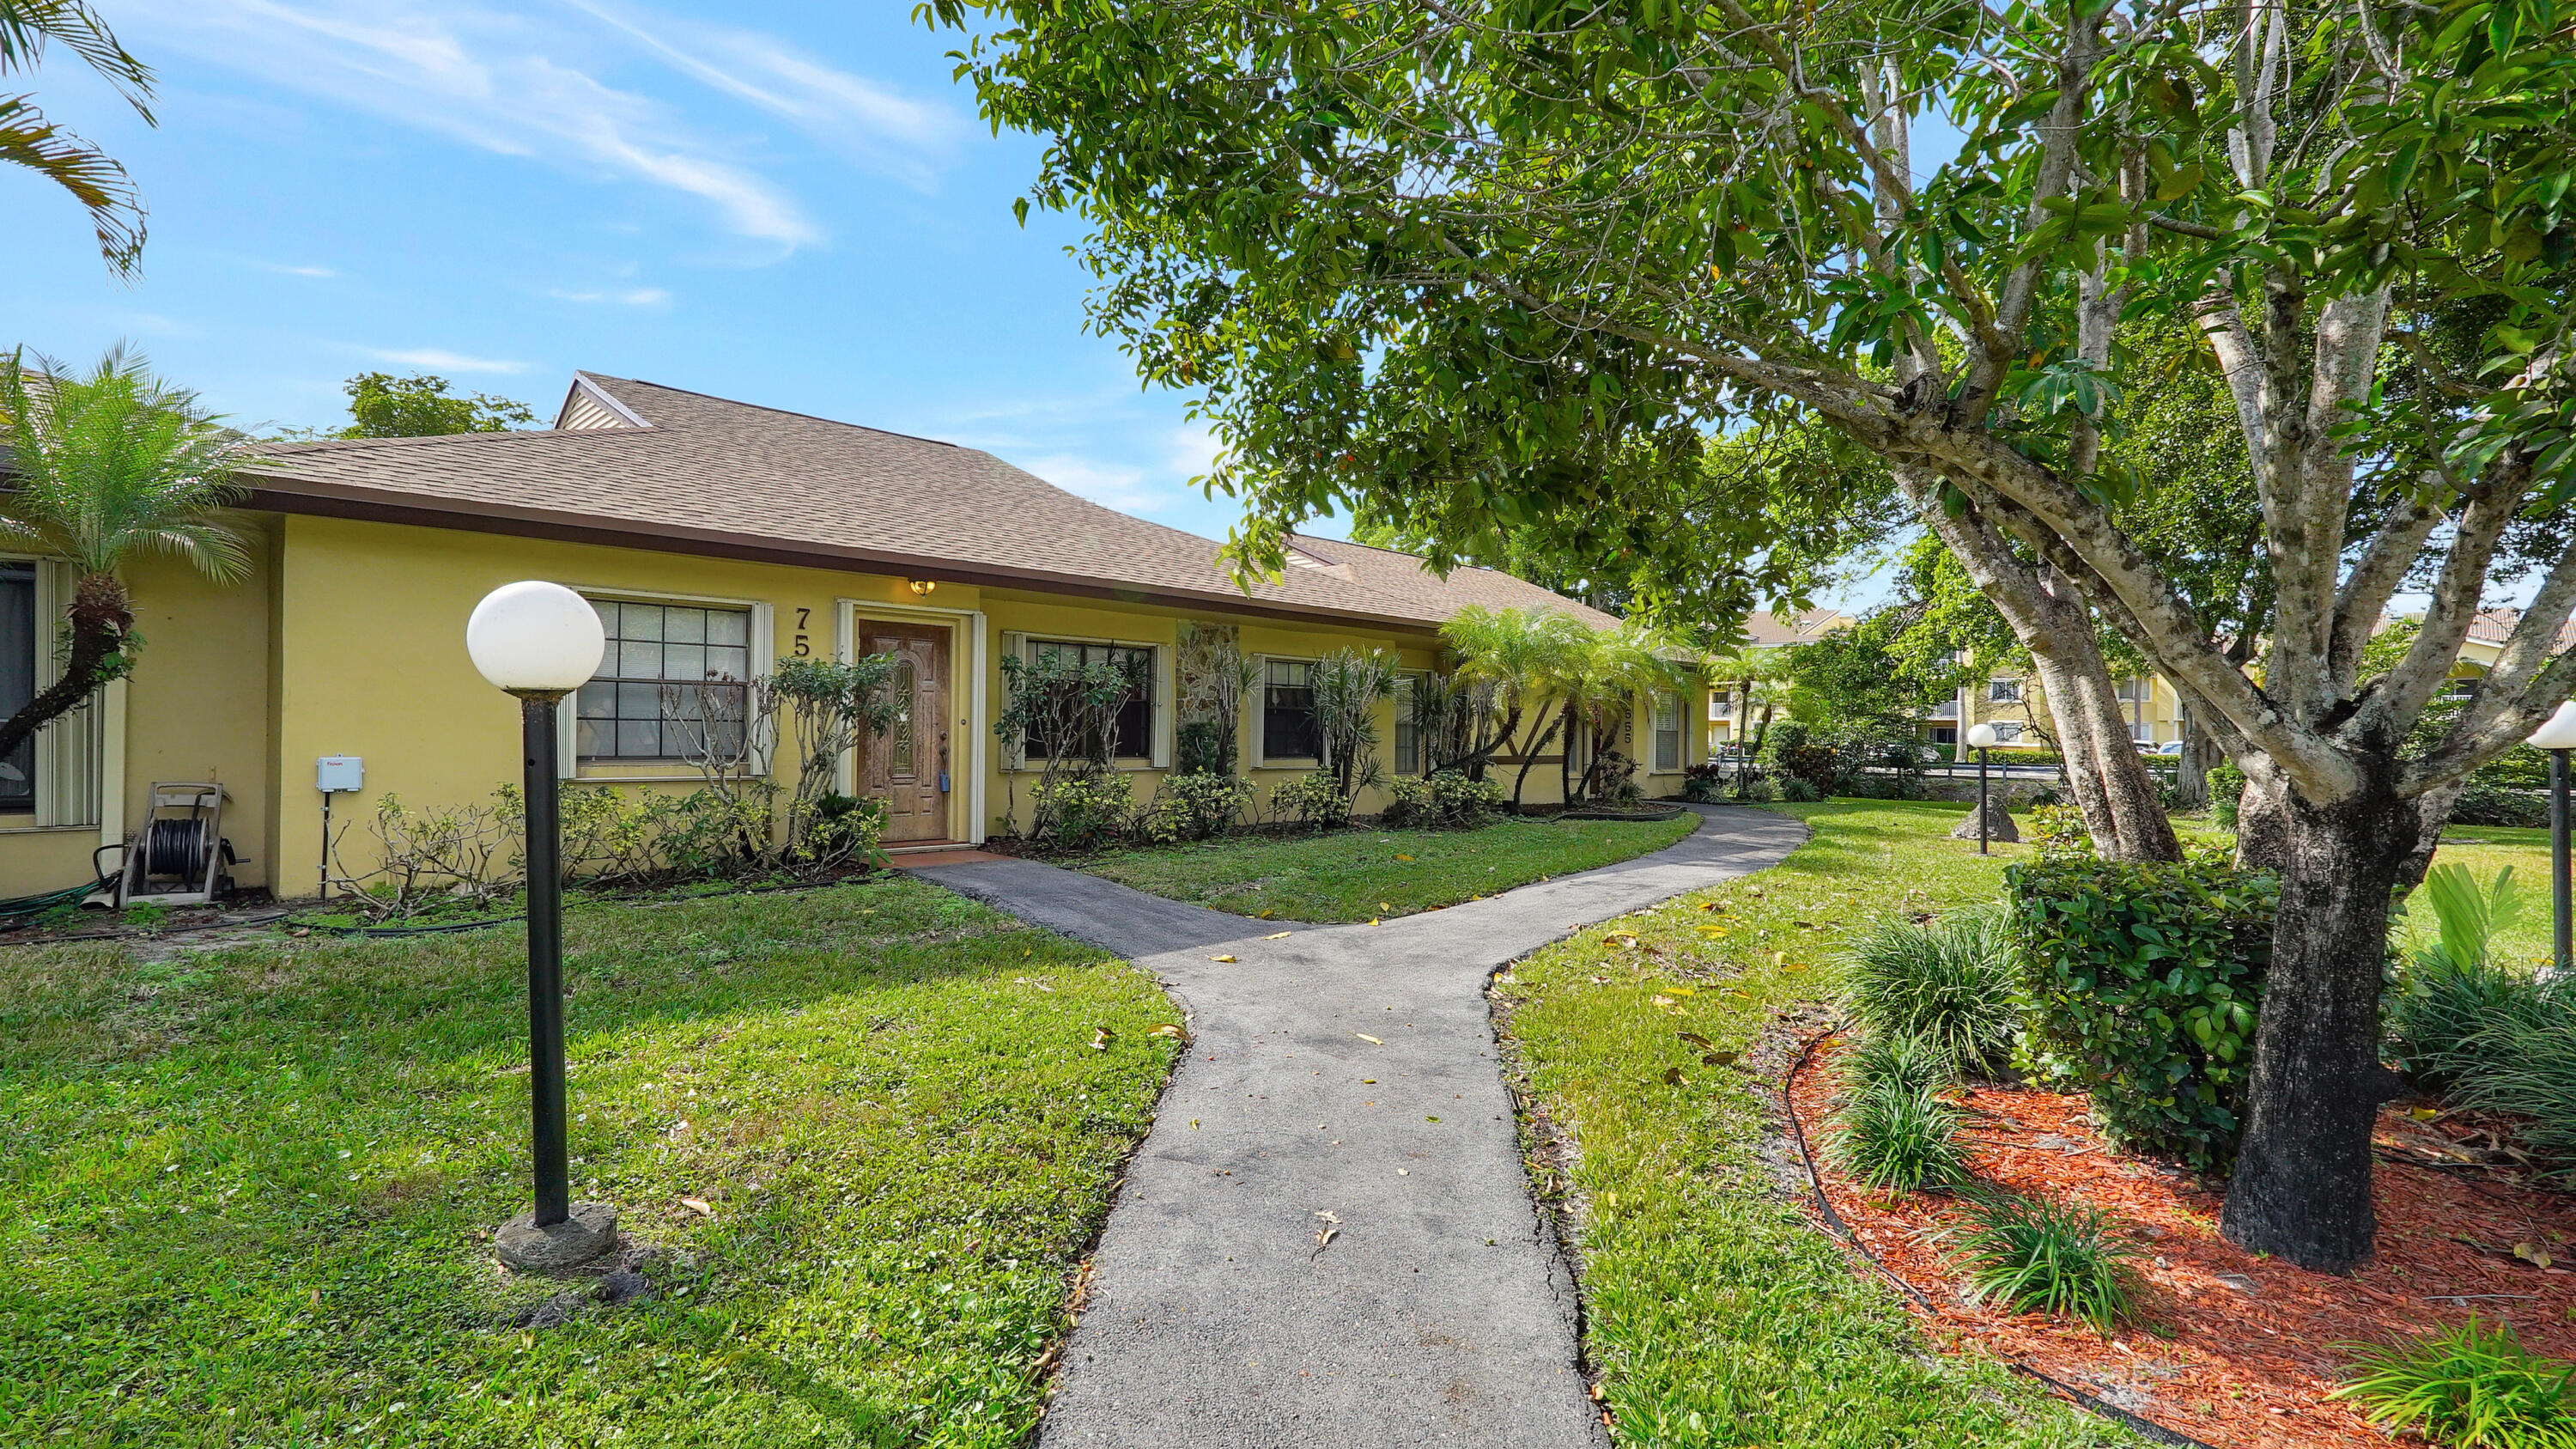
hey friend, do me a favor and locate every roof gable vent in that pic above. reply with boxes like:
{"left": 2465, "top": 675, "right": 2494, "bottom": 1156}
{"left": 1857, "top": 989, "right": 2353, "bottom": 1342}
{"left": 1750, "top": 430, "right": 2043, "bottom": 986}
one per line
{"left": 554, "top": 374, "right": 651, "bottom": 431}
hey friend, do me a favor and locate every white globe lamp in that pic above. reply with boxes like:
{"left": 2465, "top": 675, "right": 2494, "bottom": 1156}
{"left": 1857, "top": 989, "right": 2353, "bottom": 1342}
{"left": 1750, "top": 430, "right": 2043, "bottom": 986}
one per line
{"left": 466, "top": 581, "right": 605, "bottom": 696}
{"left": 1964, "top": 722, "right": 2002, "bottom": 854}
{"left": 467, "top": 580, "right": 617, "bottom": 1269}
{"left": 2527, "top": 700, "right": 2576, "bottom": 751}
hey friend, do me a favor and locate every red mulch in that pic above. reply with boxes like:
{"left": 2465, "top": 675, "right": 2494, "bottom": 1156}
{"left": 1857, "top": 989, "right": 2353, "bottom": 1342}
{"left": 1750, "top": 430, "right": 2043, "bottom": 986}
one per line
{"left": 1785, "top": 1032, "right": 2576, "bottom": 1448}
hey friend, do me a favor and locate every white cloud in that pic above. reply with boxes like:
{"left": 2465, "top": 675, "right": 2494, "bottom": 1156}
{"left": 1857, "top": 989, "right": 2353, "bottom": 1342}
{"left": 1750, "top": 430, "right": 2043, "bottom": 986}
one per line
{"left": 548, "top": 286, "right": 670, "bottom": 306}
{"left": 1164, "top": 421, "right": 1224, "bottom": 482}
{"left": 262, "top": 262, "right": 338, "bottom": 277}
{"left": 116, "top": 0, "right": 854, "bottom": 248}
{"left": 364, "top": 347, "right": 527, "bottom": 374}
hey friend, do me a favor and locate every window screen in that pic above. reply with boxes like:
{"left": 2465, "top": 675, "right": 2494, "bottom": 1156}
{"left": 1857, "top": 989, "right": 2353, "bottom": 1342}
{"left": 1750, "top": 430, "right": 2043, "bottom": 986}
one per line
{"left": 576, "top": 599, "right": 754, "bottom": 760}
{"left": 1262, "top": 659, "right": 1320, "bottom": 763}
{"left": 1989, "top": 678, "right": 2023, "bottom": 702}
{"left": 0, "top": 563, "right": 32, "bottom": 810}
{"left": 1024, "top": 641, "right": 1155, "bottom": 761}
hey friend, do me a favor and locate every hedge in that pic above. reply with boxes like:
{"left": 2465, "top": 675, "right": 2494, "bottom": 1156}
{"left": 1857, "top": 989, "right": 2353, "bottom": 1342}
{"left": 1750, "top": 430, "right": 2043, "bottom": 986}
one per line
{"left": 2007, "top": 852, "right": 2279, "bottom": 1173}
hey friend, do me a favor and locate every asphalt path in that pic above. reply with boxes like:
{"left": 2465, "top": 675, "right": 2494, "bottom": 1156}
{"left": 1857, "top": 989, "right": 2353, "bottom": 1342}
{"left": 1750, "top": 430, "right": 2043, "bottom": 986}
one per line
{"left": 907, "top": 804, "right": 1809, "bottom": 1448}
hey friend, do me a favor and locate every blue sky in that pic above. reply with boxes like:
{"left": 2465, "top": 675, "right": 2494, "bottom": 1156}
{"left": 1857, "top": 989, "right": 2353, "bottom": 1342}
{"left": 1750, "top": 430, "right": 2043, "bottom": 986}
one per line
{"left": 3, "top": 0, "right": 1255, "bottom": 536}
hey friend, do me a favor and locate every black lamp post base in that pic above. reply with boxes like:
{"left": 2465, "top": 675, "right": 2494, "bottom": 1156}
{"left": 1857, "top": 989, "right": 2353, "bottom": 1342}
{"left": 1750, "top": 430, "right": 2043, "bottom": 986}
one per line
{"left": 495, "top": 1202, "right": 619, "bottom": 1271}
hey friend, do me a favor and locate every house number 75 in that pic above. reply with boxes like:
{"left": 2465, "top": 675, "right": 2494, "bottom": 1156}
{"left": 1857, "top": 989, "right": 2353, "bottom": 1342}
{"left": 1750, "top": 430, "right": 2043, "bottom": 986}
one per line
{"left": 793, "top": 606, "right": 811, "bottom": 656}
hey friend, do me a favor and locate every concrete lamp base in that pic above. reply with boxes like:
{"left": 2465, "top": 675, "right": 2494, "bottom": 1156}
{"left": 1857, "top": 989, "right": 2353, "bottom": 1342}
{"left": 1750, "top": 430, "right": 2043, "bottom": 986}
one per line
{"left": 495, "top": 1202, "right": 620, "bottom": 1271}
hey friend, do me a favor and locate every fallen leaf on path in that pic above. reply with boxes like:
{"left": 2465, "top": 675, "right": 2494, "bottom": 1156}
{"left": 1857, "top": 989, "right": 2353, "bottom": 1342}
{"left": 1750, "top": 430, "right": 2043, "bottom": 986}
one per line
{"left": 1379, "top": 901, "right": 1394, "bottom": 912}
{"left": 679, "top": 1197, "right": 714, "bottom": 1217}
{"left": 1315, "top": 1210, "right": 1341, "bottom": 1223}
{"left": 1368, "top": 918, "right": 1380, "bottom": 927}
{"left": 1265, "top": 931, "right": 1292, "bottom": 939}
{"left": 1210, "top": 954, "right": 1237, "bottom": 962}
{"left": 1148, "top": 1024, "right": 1181, "bottom": 1037}
{"left": 2515, "top": 1239, "right": 2556, "bottom": 1269}
{"left": 1355, "top": 1032, "right": 1383, "bottom": 1044}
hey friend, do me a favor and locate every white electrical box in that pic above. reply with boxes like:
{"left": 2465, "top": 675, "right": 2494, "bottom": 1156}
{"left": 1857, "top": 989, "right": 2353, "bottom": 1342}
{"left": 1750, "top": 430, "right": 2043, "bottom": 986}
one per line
{"left": 316, "top": 755, "right": 364, "bottom": 793}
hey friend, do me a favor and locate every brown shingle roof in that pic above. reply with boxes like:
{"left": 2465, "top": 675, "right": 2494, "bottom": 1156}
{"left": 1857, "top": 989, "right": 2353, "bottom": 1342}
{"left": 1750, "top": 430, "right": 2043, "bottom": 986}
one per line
{"left": 236, "top": 373, "right": 1609, "bottom": 634}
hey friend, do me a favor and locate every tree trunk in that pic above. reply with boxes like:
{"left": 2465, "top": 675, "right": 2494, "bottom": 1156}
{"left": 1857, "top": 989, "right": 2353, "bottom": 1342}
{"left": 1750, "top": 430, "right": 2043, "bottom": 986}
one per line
{"left": 2233, "top": 762, "right": 2293, "bottom": 872}
{"left": 1510, "top": 712, "right": 1560, "bottom": 813}
{"left": 2175, "top": 709, "right": 2213, "bottom": 807}
{"left": 1902, "top": 473, "right": 2180, "bottom": 861}
{"left": 2220, "top": 780, "right": 2421, "bottom": 1272}
{"left": 0, "top": 571, "right": 131, "bottom": 765}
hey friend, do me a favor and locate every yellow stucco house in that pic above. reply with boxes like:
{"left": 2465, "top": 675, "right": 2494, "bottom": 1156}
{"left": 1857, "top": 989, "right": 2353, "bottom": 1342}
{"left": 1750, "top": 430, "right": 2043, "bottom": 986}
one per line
{"left": 2, "top": 373, "right": 1708, "bottom": 898}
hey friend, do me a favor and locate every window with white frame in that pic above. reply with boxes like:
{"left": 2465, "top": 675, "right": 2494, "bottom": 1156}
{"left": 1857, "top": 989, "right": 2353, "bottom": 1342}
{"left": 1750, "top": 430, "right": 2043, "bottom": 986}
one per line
{"left": 1261, "top": 659, "right": 1321, "bottom": 763}
{"left": 1022, "top": 639, "right": 1156, "bottom": 761}
{"left": 1989, "top": 677, "right": 2023, "bottom": 703}
{"left": 577, "top": 599, "right": 755, "bottom": 761}
{"left": 1991, "top": 721, "right": 2026, "bottom": 742}
{"left": 1, "top": 561, "right": 33, "bottom": 812}
{"left": 1651, "top": 690, "right": 1684, "bottom": 771}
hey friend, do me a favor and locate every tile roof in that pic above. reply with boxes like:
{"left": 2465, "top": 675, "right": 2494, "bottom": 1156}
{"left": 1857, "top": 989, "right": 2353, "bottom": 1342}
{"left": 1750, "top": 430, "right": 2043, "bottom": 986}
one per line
{"left": 236, "top": 373, "right": 1611, "bottom": 634}
{"left": 2466, "top": 607, "right": 2576, "bottom": 653}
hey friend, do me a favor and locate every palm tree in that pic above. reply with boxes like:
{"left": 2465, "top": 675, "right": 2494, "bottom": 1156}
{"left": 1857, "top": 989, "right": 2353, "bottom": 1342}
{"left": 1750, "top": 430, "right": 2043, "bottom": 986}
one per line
{"left": 1443, "top": 605, "right": 1589, "bottom": 813}
{"left": 0, "top": 348, "right": 251, "bottom": 766}
{"left": 1563, "top": 624, "right": 1680, "bottom": 804}
{"left": 2, "top": 0, "right": 157, "bottom": 274}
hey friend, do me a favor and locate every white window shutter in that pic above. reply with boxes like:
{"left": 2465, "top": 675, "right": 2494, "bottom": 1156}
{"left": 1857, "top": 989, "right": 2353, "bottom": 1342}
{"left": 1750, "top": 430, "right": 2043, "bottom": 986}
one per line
{"left": 999, "top": 630, "right": 1027, "bottom": 770}
{"left": 556, "top": 686, "right": 579, "bottom": 780}
{"left": 1152, "top": 643, "right": 1174, "bottom": 770}
{"left": 1248, "top": 654, "right": 1268, "bottom": 764}
{"left": 32, "top": 561, "right": 103, "bottom": 829}
{"left": 749, "top": 603, "right": 776, "bottom": 776}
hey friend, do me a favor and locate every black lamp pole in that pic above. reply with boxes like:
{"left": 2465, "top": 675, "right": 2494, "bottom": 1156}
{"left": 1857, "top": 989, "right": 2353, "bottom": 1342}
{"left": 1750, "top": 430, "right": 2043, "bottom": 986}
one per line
{"left": 2553, "top": 747, "right": 2570, "bottom": 978}
{"left": 519, "top": 693, "right": 570, "bottom": 1226}
{"left": 1977, "top": 744, "right": 1991, "bottom": 855}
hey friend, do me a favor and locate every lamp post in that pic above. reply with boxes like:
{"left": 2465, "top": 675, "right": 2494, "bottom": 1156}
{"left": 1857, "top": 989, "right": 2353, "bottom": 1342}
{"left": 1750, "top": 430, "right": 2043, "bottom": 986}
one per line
{"left": 2528, "top": 702, "right": 2576, "bottom": 977}
{"left": 466, "top": 581, "right": 617, "bottom": 1270}
{"left": 1965, "top": 722, "right": 2002, "bottom": 855}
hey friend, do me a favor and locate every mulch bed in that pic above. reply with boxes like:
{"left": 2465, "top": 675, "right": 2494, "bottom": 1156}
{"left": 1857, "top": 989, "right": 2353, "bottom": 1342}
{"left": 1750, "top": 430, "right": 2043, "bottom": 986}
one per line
{"left": 1784, "top": 1031, "right": 2576, "bottom": 1448}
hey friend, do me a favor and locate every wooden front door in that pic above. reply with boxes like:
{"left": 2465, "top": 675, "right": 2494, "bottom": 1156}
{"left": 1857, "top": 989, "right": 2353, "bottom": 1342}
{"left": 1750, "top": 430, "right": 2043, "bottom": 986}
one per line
{"left": 860, "top": 624, "right": 951, "bottom": 843}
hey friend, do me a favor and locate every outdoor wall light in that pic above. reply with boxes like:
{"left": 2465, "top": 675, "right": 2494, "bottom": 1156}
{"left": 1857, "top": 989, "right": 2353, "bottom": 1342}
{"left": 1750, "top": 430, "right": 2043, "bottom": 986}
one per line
{"left": 467, "top": 581, "right": 618, "bottom": 1271}
{"left": 1964, "top": 723, "right": 2002, "bottom": 855}
{"left": 2528, "top": 702, "right": 2576, "bottom": 976}
{"left": 908, "top": 578, "right": 939, "bottom": 597}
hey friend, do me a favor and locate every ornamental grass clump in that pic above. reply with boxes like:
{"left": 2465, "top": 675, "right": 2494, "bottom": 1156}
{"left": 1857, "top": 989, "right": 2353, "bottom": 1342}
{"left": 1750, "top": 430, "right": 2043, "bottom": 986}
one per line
{"left": 1830, "top": 1037, "right": 1971, "bottom": 1193}
{"left": 2330, "top": 1318, "right": 2576, "bottom": 1449}
{"left": 1843, "top": 905, "right": 2021, "bottom": 1078}
{"left": 1948, "top": 1192, "right": 2140, "bottom": 1332}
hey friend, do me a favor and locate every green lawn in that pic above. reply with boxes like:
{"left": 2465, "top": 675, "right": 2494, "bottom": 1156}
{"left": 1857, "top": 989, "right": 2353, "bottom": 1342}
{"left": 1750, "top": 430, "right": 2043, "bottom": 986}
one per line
{"left": 2414, "top": 824, "right": 2555, "bottom": 967}
{"left": 1074, "top": 812, "right": 1704, "bottom": 922}
{"left": 1, "top": 876, "right": 1180, "bottom": 1446}
{"left": 1494, "top": 800, "right": 2123, "bottom": 1446}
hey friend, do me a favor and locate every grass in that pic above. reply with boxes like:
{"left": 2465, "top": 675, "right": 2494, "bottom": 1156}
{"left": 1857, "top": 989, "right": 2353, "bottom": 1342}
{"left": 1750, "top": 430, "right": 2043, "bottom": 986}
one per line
{"left": 1074, "top": 812, "right": 1701, "bottom": 922}
{"left": 1840, "top": 904, "right": 2020, "bottom": 1077}
{"left": 1829, "top": 1070, "right": 1972, "bottom": 1193}
{"left": 2330, "top": 1318, "right": 2576, "bottom": 1448}
{"left": 2415, "top": 825, "right": 2557, "bottom": 969}
{"left": 1492, "top": 798, "right": 2123, "bottom": 1446}
{"left": 0, "top": 875, "right": 1181, "bottom": 1446}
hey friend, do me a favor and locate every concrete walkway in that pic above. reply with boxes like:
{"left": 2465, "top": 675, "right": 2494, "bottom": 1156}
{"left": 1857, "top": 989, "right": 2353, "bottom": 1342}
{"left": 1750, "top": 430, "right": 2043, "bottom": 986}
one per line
{"left": 906, "top": 805, "right": 1808, "bottom": 1448}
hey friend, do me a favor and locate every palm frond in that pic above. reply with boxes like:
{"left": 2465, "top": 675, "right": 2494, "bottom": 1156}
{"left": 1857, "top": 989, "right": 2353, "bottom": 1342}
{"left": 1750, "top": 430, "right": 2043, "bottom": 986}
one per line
{"left": 0, "top": 346, "right": 248, "bottom": 577}
{"left": 0, "top": 93, "right": 143, "bottom": 272}
{"left": 0, "top": 0, "right": 154, "bottom": 117}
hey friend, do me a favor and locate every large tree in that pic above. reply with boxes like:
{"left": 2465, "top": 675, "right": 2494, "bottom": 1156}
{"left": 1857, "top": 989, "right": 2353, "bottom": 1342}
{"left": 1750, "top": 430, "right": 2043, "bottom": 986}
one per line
{"left": 2, "top": 0, "right": 155, "bottom": 273}
{"left": 335, "top": 372, "right": 537, "bottom": 438}
{"left": 0, "top": 348, "right": 252, "bottom": 765}
{"left": 934, "top": 0, "right": 2576, "bottom": 1269}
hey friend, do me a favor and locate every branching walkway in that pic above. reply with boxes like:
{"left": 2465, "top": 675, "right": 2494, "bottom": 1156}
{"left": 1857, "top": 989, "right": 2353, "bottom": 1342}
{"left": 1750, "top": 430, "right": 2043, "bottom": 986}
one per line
{"left": 906, "top": 806, "right": 1808, "bottom": 1448}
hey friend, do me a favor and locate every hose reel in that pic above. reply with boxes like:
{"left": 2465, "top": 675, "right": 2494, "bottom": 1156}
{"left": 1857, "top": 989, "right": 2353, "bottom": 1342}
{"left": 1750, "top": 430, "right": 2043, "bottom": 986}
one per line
{"left": 116, "top": 782, "right": 234, "bottom": 908}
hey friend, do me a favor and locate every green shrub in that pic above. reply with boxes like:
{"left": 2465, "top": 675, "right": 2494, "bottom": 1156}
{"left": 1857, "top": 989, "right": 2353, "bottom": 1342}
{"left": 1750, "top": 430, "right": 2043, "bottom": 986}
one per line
{"left": 2208, "top": 761, "right": 2246, "bottom": 830}
{"left": 2026, "top": 802, "right": 2091, "bottom": 860}
{"left": 2330, "top": 1318, "right": 2576, "bottom": 1449}
{"left": 796, "top": 792, "right": 886, "bottom": 866}
{"left": 1830, "top": 1070, "right": 1971, "bottom": 1192}
{"left": 1383, "top": 770, "right": 1506, "bottom": 829}
{"left": 2450, "top": 1004, "right": 2576, "bottom": 1184}
{"left": 1174, "top": 720, "right": 1232, "bottom": 776}
{"left": 2008, "top": 852, "right": 2278, "bottom": 1172}
{"left": 1270, "top": 770, "right": 1351, "bottom": 830}
{"left": 1845, "top": 1031, "right": 1954, "bottom": 1098}
{"left": 1680, "top": 762, "right": 1726, "bottom": 803}
{"left": 2453, "top": 784, "right": 2552, "bottom": 829}
{"left": 1030, "top": 767, "right": 1133, "bottom": 852}
{"left": 1948, "top": 1192, "right": 2141, "bottom": 1332}
{"left": 1778, "top": 776, "right": 1824, "bottom": 803}
{"left": 1134, "top": 771, "right": 1252, "bottom": 843}
{"left": 1843, "top": 906, "right": 2022, "bottom": 1078}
